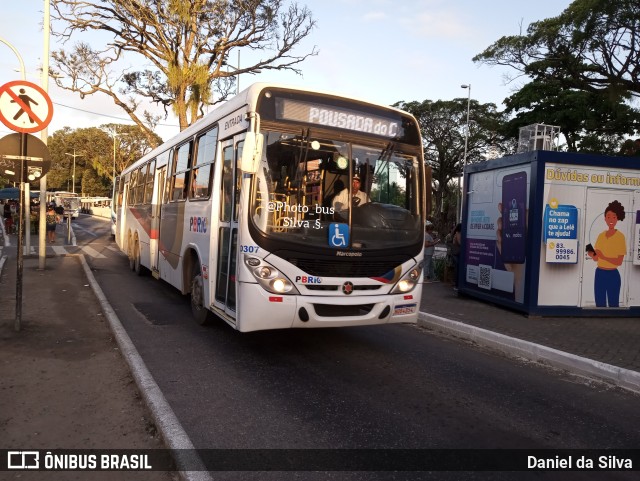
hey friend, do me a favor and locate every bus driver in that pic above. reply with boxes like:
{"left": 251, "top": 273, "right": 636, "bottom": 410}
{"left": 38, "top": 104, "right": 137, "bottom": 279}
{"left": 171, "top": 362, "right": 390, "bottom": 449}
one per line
{"left": 332, "top": 174, "right": 369, "bottom": 217}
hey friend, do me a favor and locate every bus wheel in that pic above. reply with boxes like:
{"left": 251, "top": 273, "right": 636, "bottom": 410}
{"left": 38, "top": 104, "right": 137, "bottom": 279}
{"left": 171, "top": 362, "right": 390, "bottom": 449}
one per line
{"left": 129, "top": 239, "right": 144, "bottom": 276}
{"left": 191, "top": 268, "right": 212, "bottom": 325}
{"left": 128, "top": 239, "right": 136, "bottom": 271}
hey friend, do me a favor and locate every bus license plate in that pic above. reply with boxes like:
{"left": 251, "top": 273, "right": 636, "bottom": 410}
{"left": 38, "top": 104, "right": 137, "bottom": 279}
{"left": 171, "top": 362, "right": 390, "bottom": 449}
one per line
{"left": 393, "top": 304, "right": 416, "bottom": 315}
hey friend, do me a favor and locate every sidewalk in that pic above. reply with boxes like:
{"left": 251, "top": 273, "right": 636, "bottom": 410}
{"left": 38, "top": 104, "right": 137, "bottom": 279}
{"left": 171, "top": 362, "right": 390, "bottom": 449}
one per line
{"left": 2, "top": 218, "right": 75, "bottom": 249}
{"left": 0, "top": 251, "right": 175, "bottom": 481}
{"left": 418, "top": 280, "right": 640, "bottom": 393}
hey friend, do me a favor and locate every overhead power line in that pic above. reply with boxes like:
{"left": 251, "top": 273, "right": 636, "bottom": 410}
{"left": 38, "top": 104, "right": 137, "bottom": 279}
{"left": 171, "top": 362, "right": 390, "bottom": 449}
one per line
{"left": 53, "top": 101, "right": 179, "bottom": 128}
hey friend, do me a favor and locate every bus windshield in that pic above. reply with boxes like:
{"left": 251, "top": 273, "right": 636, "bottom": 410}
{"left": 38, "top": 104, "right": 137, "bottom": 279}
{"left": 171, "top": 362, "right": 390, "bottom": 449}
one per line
{"left": 57, "top": 196, "right": 80, "bottom": 210}
{"left": 251, "top": 130, "right": 422, "bottom": 251}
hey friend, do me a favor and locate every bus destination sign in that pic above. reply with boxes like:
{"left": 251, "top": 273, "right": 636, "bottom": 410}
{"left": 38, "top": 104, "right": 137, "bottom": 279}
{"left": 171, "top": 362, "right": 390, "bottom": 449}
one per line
{"left": 275, "top": 98, "right": 402, "bottom": 139}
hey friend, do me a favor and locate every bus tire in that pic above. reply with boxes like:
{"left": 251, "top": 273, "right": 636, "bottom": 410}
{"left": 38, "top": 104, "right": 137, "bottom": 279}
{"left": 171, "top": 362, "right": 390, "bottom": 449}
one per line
{"left": 191, "top": 268, "right": 212, "bottom": 325}
{"left": 128, "top": 238, "right": 136, "bottom": 271}
{"left": 129, "top": 238, "right": 145, "bottom": 276}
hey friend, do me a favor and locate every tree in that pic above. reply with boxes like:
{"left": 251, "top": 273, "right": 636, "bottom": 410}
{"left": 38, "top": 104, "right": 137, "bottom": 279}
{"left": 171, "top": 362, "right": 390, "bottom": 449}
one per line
{"left": 500, "top": 79, "right": 640, "bottom": 153}
{"left": 370, "top": 170, "right": 405, "bottom": 206}
{"left": 97, "top": 124, "right": 162, "bottom": 182}
{"left": 50, "top": 0, "right": 317, "bottom": 144}
{"left": 47, "top": 125, "right": 159, "bottom": 195}
{"left": 81, "top": 166, "right": 112, "bottom": 197}
{"left": 618, "top": 138, "right": 640, "bottom": 156}
{"left": 394, "top": 98, "right": 514, "bottom": 229}
{"left": 473, "top": 0, "right": 640, "bottom": 154}
{"left": 472, "top": 0, "right": 640, "bottom": 97}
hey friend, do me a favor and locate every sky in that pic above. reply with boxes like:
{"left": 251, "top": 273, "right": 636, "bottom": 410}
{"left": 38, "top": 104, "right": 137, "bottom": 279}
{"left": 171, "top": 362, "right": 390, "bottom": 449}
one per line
{"left": 0, "top": 0, "right": 574, "bottom": 142}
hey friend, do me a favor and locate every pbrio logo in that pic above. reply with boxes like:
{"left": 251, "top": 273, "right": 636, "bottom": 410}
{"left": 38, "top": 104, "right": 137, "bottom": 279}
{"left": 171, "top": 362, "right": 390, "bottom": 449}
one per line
{"left": 189, "top": 217, "right": 207, "bottom": 233}
{"left": 295, "top": 275, "right": 322, "bottom": 284}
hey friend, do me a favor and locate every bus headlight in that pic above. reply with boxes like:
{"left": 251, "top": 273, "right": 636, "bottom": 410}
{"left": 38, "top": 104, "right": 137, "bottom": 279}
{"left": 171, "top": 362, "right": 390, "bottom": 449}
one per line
{"left": 271, "top": 278, "right": 291, "bottom": 293}
{"left": 257, "top": 266, "right": 272, "bottom": 279}
{"left": 391, "top": 265, "right": 422, "bottom": 294}
{"left": 245, "top": 256, "right": 299, "bottom": 295}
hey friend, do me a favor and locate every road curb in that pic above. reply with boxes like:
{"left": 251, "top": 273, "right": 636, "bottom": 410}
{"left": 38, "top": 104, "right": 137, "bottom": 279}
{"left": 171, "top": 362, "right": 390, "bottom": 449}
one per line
{"left": 418, "top": 312, "right": 640, "bottom": 395}
{"left": 70, "top": 223, "right": 77, "bottom": 246}
{"left": 0, "top": 218, "right": 9, "bottom": 247}
{"left": 78, "top": 254, "right": 213, "bottom": 481}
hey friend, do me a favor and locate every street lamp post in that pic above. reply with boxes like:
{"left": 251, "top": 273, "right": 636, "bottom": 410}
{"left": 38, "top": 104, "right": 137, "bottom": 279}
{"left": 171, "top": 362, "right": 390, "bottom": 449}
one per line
{"left": 226, "top": 50, "right": 241, "bottom": 95}
{"left": 108, "top": 130, "right": 129, "bottom": 188}
{"left": 65, "top": 150, "right": 82, "bottom": 194}
{"left": 459, "top": 84, "right": 471, "bottom": 224}
{"left": 39, "top": 0, "right": 52, "bottom": 270}
{"left": 113, "top": 135, "right": 117, "bottom": 186}
{"left": 0, "top": 36, "right": 26, "bottom": 80}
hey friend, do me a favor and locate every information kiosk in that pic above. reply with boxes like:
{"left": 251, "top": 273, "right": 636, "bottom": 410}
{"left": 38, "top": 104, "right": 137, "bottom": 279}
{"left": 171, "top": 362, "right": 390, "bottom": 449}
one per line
{"left": 460, "top": 149, "right": 640, "bottom": 316}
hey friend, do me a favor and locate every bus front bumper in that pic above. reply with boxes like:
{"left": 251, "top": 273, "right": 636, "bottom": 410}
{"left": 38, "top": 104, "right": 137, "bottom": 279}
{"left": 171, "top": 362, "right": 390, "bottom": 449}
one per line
{"left": 236, "top": 282, "right": 421, "bottom": 332}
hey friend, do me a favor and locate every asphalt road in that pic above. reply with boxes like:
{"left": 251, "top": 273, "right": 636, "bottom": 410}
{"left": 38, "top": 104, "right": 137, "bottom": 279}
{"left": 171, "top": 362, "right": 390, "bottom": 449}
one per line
{"left": 78, "top": 215, "right": 640, "bottom": 481}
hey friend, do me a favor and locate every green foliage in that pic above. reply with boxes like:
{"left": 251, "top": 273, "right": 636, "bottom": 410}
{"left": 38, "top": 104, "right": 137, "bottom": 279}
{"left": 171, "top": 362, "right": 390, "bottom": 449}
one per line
{"left": 47, "top": 124, "right": 160, "bottom": 195}
{"left": 618, "top": 138, "right": 640, "bottom": 156}
{"left": 501, "top": 79, "right": 640, "bottom": 151}
{"left": 474, "top": 0, "right": 640, "bottom": 152}
{"left": 51, "top": 0, "right": 317, "bottom": 134}
{"left": 433, "top": 256, "right": 446, "bottom": 282}
{"left": 81, "top": 167, "right": 111, "bottom": 197}
{"left": 371, "top": 183, "right": 405, "bottom": 206}
{"left": 474, "top": 0, "right": 640, "bottom": 96}
{"left": 394, "top": 98, "right": 514, "bottom": 229}
{"left": 370, "top": 169, "right": 406, "bottom": 205}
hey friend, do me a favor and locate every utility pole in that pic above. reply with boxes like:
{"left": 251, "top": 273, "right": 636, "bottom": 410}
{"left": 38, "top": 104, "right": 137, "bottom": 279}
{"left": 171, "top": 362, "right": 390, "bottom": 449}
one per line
{"left": 65, "top": 150, "right": 83, "bottom": 194}
{"left": 39, "top": 0, "right": 51, "bottom": 269}
{"left": 459, "top": 84, "right": 471, "bottom": 224}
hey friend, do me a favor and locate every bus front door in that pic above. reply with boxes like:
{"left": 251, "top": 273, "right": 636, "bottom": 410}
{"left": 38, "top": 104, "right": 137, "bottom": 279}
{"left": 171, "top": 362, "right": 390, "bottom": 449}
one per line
{"left": 213, "top": 138, "right": 244, "bottom": 321}
{"left": 150, "top": 166, "right": 166, "bottom": 277}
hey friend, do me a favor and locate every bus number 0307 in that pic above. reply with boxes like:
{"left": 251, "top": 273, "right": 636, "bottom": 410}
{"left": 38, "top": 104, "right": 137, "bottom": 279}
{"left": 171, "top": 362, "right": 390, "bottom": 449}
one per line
{"left": 240, "top": 245, "right": 260, "bottom": 254}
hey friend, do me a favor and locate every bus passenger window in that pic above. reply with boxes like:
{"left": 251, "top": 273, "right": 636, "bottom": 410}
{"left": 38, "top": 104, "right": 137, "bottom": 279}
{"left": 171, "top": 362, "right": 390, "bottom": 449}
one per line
{"left": 170, "top": 141, "right": 192, "bottom": 202}
{"left": 190, "top": 127, "right": 217, "bottom": 200}
{"left": 221, "top": 146, "right": 234, "bottom": 221}
{"left": 190, "top": 165, "right": 211, "bottom": 199}
{"left": 136, "top": 164, "right": 149, "bottom": 204}
{"left": 144, "top": 161, "right": 155, "bottom": 204}
{"left": 173, "top": 173, "right": 186, "bottom": 201}
{"left": 129, "top": 171, "right": 139, "bottom": 205}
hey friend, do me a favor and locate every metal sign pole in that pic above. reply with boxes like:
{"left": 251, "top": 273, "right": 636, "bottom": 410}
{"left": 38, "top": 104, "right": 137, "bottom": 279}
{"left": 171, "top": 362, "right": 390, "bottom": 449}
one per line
{"left": 0, "top": 78, "right": 54, "bottom": 332}
{"left": 15, "top": 133, "right": 26, "bottom": 331}
{"left": 25, "top": 181, "right": 30, "bottom": 253}
{"left": 67, "top": 214, "right": 71, "bottom": 245}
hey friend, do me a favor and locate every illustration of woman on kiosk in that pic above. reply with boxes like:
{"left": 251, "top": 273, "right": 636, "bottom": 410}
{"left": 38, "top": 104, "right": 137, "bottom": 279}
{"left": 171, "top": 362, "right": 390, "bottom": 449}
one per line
{"left": 586, "top": 200, "right": 627, "bottom": 307}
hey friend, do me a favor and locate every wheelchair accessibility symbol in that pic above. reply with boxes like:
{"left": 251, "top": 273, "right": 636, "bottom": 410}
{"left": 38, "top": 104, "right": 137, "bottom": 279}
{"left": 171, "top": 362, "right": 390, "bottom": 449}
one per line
{"left": 329, "top": 223, "right": 349, "bottom": 248}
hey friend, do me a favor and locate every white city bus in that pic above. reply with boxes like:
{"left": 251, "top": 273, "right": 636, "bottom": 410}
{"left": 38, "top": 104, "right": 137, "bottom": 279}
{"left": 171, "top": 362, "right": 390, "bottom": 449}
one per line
{"left": 115, "top": 83, "right": 426, "bottom": 331}
{"left": 49, "top": 191, "right": 81, "bottom": 219}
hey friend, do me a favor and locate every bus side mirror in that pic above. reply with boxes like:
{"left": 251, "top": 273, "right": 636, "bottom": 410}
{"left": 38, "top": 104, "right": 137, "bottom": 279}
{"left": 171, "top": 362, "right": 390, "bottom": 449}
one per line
{"left": 240, "top": 133, "right": 264, "bottom": 173}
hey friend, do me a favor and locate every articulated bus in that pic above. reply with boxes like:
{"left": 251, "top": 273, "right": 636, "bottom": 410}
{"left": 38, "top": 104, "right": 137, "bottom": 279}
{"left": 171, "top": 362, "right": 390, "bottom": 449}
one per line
{"left": 115, "top": 83, "right": 426, "bottom": 331}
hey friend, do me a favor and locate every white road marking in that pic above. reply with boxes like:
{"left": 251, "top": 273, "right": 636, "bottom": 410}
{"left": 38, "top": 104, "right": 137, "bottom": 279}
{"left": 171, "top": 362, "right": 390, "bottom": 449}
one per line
{"left": 80, "top": 245, "right": 107, "bottom": 259}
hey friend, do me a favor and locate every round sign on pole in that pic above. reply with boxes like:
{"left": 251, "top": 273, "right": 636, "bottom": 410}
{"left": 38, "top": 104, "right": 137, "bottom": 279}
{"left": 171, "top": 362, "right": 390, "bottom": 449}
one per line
{"left": 0, "top": 133, "right": 52, "bottom": 182}
{"left": 0, "top": 80, "right": 54, "bottom": 134}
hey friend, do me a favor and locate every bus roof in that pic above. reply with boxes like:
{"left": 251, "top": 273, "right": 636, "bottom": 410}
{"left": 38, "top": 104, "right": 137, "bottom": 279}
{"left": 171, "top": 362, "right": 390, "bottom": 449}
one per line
{"left": 121, "top": 82, "right": 420, "bottom": 176}
{"left": 52, "top": 191, "right": 79, "bottom": 197}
